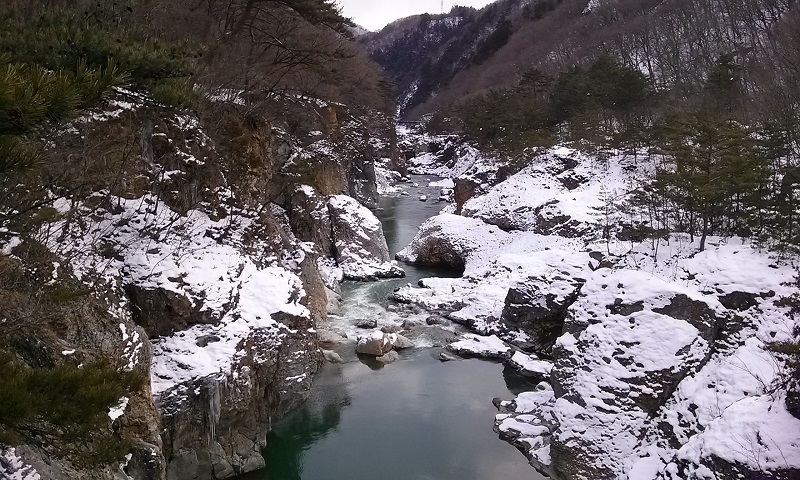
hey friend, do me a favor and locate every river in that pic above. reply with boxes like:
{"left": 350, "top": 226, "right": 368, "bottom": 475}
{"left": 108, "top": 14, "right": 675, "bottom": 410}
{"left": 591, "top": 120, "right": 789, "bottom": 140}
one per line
{"left": 238, "top": 176, "right": 546, "bottom": 480}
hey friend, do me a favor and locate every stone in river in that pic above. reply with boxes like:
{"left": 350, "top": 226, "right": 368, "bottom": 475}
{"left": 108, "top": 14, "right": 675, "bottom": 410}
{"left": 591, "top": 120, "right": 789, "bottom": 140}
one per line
{"left": 392, "top": 334, "right": 415, "bottom": 350}
{"left": 355, "top": 319, "right": 378, "bottom": 329}
{"left": 375, "top": 350, "right": 399, "bottom": 365}
{"left": 356, "top": 331, "right": 394, "bottom": 356}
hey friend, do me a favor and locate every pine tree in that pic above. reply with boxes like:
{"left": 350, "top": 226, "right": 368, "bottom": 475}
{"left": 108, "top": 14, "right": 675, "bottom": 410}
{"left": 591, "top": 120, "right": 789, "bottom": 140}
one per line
{"left": 653, "top": 111, "right": 768, "bottom": 251}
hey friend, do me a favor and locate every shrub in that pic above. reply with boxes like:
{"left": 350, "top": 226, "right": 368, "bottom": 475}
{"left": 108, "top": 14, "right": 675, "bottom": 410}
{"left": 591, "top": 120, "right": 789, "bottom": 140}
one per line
{"left": 0, "top": 351, "right": 145, "bottom": 466}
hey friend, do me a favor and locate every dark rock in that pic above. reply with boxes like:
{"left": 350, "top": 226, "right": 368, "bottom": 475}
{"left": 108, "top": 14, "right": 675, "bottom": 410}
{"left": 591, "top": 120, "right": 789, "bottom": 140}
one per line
{"left": 607, "top": 299, "right": 644, "bottom": 316}
{"left": 426, "top": 315, "right": 444, "bottom": 325}
{"left": 401, "top": 320, "right": 418, "bottom": 330}
{"left": 718, "top": 290, "right": 769, "bottom": 311}
{"left": 500, "top": 278, "right": 584, "bottom": 357}
{"left": 453, "top": 177, "right": 480, "bottom": 215}
{"left": 287, "top": 187, "right": 334, "bottom": 258}
{"left": 125, "top": 285, "right": 215, "bottom": 339}
{"left": 195, "top": 335, "right": 221, "bottom": 347}
{"left": 653, "top": 294, "right": 719, "bottom": 342}
{"left": 355, "top": 319, "right": 378, "bottom": 329}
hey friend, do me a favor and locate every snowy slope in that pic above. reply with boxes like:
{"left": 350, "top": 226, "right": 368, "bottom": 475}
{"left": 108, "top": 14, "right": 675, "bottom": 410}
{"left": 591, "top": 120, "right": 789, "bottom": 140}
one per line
{"left": 397, "top": 141, "right": 800, "bottom": 479}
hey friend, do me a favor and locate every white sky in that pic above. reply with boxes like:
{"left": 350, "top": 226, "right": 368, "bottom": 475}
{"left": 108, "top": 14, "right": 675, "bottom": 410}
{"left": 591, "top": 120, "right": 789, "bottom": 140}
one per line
{"left": 337, "top": 0, "right": 497, "bottom": 31}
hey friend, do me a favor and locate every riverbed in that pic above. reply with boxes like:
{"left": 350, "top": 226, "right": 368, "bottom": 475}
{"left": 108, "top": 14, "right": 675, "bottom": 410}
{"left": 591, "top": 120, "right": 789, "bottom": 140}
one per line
{"left": 238, "top": 176, "right": 544, "bottom": 480}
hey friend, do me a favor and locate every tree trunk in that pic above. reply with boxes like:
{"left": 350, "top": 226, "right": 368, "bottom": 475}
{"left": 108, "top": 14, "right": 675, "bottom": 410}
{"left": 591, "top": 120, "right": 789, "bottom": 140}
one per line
{"left": 699, "top": 215, "right": 709, "bottom": 252}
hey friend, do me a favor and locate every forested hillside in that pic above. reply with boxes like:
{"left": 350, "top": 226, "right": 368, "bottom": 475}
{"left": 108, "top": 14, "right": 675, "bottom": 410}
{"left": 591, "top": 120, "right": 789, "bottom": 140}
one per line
{"left": 365, "top": 0, "right": 800, "bottom": 249}
{"left": 0, "top": 1, "right": 398, "bottom": 478}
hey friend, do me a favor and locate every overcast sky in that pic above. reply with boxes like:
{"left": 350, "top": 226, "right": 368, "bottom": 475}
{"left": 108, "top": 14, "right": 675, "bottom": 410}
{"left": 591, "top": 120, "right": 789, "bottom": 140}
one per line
{"left": 337, "top": 0, "right": 497, "bottom": 31}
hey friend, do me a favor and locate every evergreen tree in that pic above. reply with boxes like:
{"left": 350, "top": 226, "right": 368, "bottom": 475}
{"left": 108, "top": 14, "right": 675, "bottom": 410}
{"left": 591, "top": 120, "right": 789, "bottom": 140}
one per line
{"left": 653, "top": 111, "right": 768, "bottom": 251}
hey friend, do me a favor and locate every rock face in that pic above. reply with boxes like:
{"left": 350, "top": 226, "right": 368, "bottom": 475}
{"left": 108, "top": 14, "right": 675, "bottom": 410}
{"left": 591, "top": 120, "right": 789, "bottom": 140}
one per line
{"left": 287, "top": 187, "right": 405, "bottom": 281}
{"left": 126, "top": 286, "right": 215, "bottom": 338}
{"left": 550, "top": 269, "right": 722, "bottom": 479}
{"left": 159, "top": 322, "right": 320, "bottom": 480}
{"left": 500, "top": 277, "right": 584, "bottom": 357}
{"left": 328, "top": 195, "right": 404, "bottom": 280}
{"left": 1, "top": 92, "right": 400, "bottom": 480}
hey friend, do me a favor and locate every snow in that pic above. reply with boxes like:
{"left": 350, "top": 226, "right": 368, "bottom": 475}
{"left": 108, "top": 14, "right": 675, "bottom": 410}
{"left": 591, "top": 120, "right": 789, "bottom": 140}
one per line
{"left": 395, "top": 140, "right": 800, "bottom": 478}
{"left": 678, "top": 393, "right": 800, "bottom": 470}
{"left": 1, "top": 236, "right": 21, "bottom": 256}
{"left": 428, "top": 178, "right": 455, "bottom": 189}
{"left": 108, "top": 396, "right": 129, "bottom": 421}
{"left": 449, "top": 334, "right": 511, "bottom": 358}
{"left": 0, "top": 448, "right": 40, "bottom": 480}
{"left": 509, "top": 351, "right": 553, "bottom": 377}
{"left": 46, "top": 193, "right": 309, "bottom": 394}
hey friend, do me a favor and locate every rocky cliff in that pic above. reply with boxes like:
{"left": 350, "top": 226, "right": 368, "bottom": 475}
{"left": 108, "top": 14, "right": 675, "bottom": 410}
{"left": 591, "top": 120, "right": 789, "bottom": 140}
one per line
{"left": 0, "top": 91, "right": 400, "bottom": 479}
{"left": 392, "top": 134, "right": 800, "bottom": 479}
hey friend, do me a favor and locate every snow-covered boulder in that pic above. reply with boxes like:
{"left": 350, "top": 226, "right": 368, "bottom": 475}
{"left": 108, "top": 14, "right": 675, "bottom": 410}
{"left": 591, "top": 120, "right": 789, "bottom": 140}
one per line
{"left": 508, "top": 351, "right": 553, "bottom": 378}
{"left": 448, "top": 334, "right": 512, "bottom": 360}
{"left": 494, "top": 382, "right": 557, "bottom": 472}
{"left": 327, "top": 195, "right": 404, "bottom": 281}
{"left": 356, "top": 331, "right": 394, "bottom": 356}
{"left": 396, "top": 214, "right": 508, "bottom": 269}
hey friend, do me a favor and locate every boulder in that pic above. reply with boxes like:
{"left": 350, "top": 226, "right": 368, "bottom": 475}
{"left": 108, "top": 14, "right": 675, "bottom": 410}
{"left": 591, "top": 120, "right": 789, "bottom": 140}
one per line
{"left": 396, "top": 214, "right": 504, "bottom": 269}
{"left": 327, "top": 195, "right": 405, "bottom": 280}
{"left": 375, "top": 350, "right": 399, "bottom": 365}
{"left": 381, "top": 324, "right": 402, "bottom": 334}
{"left": 449, "top": 334, "right": 512, "bottom": 360}
{"left": 426, "top": 315, "right": 444, "bottom": 325}
{"left": 499, "top": 276, "right": 584, "bottom": 356}
{"left": 356, "top": 331, "right": 394, "bottom": 356}
{"left": 392, "top": 334, "right": 414, "bottom": 350}
{"left": 322, "top": 350, "right": 344, "bottom": 364}
{"left": 355, "top": 319, "right": 378, "bottom": 329}
{"left": 438, "top": 352, "right": 460, "bottom": 362}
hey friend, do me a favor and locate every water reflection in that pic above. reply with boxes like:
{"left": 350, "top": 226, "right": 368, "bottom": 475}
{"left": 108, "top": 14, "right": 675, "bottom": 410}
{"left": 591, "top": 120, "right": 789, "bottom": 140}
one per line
{"left": 241, "top": 349, "right": 544, "bottom": 480}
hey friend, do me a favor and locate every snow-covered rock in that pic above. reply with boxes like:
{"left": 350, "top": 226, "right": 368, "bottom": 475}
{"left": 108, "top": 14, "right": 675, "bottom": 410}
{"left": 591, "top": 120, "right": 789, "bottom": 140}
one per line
{"left": 549, "top": 268, "right": 723, "bottom": 478}
{"left": 328, "top": 195, "right": 405, "bottom": 281}
{"left": 393, "top": 213, "right": 587, "bottom": 339}
{"left": 356, "top": 331, "right": 394, "bottom": 356}
{"left": 395, "top": 138, "right": 800, "bottom": 479}
{"left": 461, "top": 147, "right": 635, "bottom": 238}
{"left": 494, "top": 382, "right": 557, "bottom": 472}
{"left": 449, "top": 334, "right": 512, "bottom": 359}
{"left": 0, "top": 448, "right": 41, "bottom": 480}
{"left": 508, "top": 351, "right": 553, "bottom": 378}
